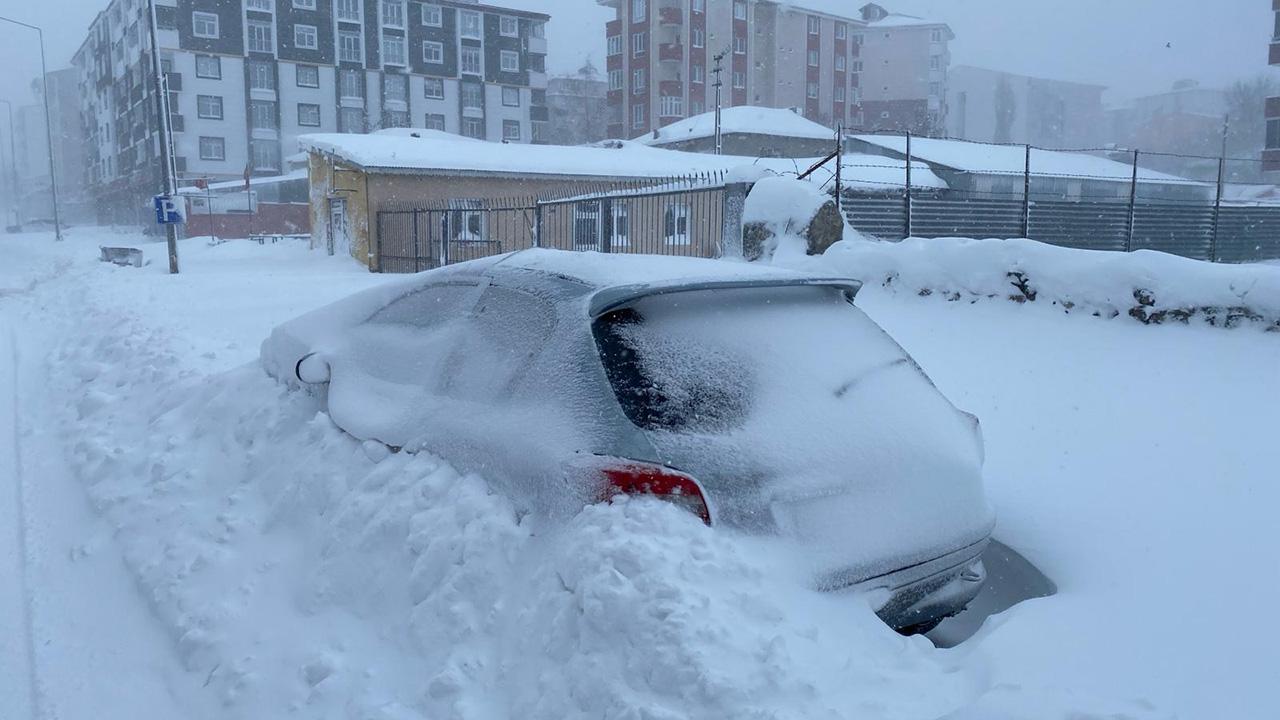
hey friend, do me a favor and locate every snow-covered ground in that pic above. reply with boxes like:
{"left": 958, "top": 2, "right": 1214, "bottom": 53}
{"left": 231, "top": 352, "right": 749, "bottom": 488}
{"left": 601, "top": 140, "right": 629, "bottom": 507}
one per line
{"left": 1, "top": 228, "right": 1277, "bottom": 719}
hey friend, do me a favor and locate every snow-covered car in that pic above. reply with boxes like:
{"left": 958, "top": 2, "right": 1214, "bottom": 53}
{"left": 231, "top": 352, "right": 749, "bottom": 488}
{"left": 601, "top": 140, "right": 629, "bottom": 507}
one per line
{"left": 262, "top": 249, "right": 995, "bottom": 633}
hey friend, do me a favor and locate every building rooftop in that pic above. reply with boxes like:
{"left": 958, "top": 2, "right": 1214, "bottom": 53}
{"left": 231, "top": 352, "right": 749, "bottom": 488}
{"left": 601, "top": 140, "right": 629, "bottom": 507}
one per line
{"left": 635, "top": 106, "right": 838, "bottom": 146}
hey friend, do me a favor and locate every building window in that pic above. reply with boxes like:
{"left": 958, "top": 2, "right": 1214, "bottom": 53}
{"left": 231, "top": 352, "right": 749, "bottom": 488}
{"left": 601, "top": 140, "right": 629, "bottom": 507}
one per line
{"left": 424, "top": 77, "right": 444, "bottom": 98}
{"left": 381, "top": 0, "right": 405, "bottom": 28}
{"left": 459, "top": 11, "right": 481, "bottom": 39}
{"left": 692, "top": 0, "right": 704, "bottom": 13}
{"left": 425, "top": 112, "right": 445, "bottom": 130}
{"left": 293, "top": 0, "right": 317, "bottom": 9}
{"left": 632, "top": 0, "right": 646, "bottom": 22}
{"left": 734, "top": 37, "right": 746, "bottom": 54}
{"left": 297, "top": 102, "right": 321, "bottom": 126}
{"left": 247, "top": 20, "right": 274, "bottom": 53}
{"left": 807, "top": 16, "right": 820, "bottom": 34}
{"left": 384, "top": 109, "right": 410, "bottom": 127}
{"left": 500, "top": 15, "right": 519, "bottom": 37}
{"left": 247, "top": 0, "right": 272, "bottom": 10}
{"left": 503, "top": 120, "right": 521, "bottom": 141}
{"left": 422, "top": 3, "right": 442, "bottom": 26}
{"left": 195, "top": 55, "right": 221, "bottom": 79}
{"left": 732, "top": 71, "right": 745, "bottom": 89}
{"left": 1268, "top": 118, "right": 1280, "bottom": 149}
{"left": 461, "top": 46, "right": 482, "bottom": 74}
{"left": 607, "top": 35, "right": 621, "bottom": 56}
{"left": 835, "top": 22, "right": 847, "bottom": 40}
{"left": 834, "top": 86, "right": 845, "bottom": 103}
{"left": 198, "top": 136, "right": 225, "bottom": 160}
{"left": 250, "top": 100, "right": 278, "bottom": 130}
{"left": 733, "top": 1, "right": 746, "bottom": 21}
{"left": 608, "top": 69, "right": 623, "bottom": 91}
{"left": 251, "top": 139, "right": 280, "bottom": 170}
{"left": 929, "top": 55, "right": 941, "bottom": 70}
{"left": 383, "top": 33, "right": 406, "bottom": 65}
{"left": 294, "top": 24, "right": 318, "bottom": 50}
{"left": 462, "top": 117, "right": 484, "bottom": 139}
{"left": 338, "top": 31, "right": 362, "bottom": 62}
{"left": 632, "top": 103, "right": 645, "bottom": 128}
{"left": 339, "top": 106, "right": 364, "bottom": 132}
{"left": 807, "top": 49, "right": 818, "bottom": 66}
{"left": 663, "top": 203, "right": 689, "bottom": 245}
{"left": 423, "top": 40, "right": 444, "bottom": 64}
{"left": 248, "top": 60, "right": 275, "bottom": 91}
{"left": 192, "top": 12, "right": 219, "bottom": 39}
{"left": 660, "top": 95, "right": 682, "bottom": 117}
{"left": 296, "top": 64, "right": 319, "bottom": 87}
{"left": 196, "top": 94, "right": 223, "bottom": 119}
{"left": 502, "top": 86, "right": 520, "bottom": 106}
{"left": 339, "top": 68, "right": 363, "bottom": 99}
{"left": 531, "top": 21, "right": 545, "bottom": 38}
{"left": 929, "top": 81, "right": 940, "bottom": 97}
{"left": 692, "top": 28, "right": 704, "bottom": 48}
{"left": 931, "top": 29, "right": 943, "bottom": 42}
{"left": 632, "top": 32, "right": 646, "bottom": 57}
{"left": 461, "top": 82, "right": 483, "bottom": 109}
{"left": 851, "top": 60, "right": 862, "bottom": 72}
{"left": 691, "top": 64, "right": 704, "bottom": 83}
{"left": 336, "top": 0, "right": 360, "bottom": 22}
{"left": 835, "top": 55, "right": 846, "bottom": 71}
{"left": 499, "top": 50, "right": 520, "bottom": 73}
{"left": 632, "top": 68, "right": 646, "bottom": 93}
{"left": 384, "top": 73, "right": 408, "bottom": 105}
{"left": 806, "top": 81, "right": 818, "bottom": 98}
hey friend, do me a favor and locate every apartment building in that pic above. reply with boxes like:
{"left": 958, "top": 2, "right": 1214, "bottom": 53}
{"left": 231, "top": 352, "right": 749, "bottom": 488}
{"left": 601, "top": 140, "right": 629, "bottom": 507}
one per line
{"left": 1265, "top": 0, "right": 1280, "bottom": 173}
{"left": 598, "top": 0, "right": 951, "bottom": 140}
{"left": 72, "top": 0, "right": 550, "bottom": 226}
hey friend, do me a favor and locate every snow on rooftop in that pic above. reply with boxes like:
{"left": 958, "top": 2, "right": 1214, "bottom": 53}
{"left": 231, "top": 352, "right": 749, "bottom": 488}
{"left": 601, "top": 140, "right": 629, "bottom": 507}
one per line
{"left": 865, "top": 12, "right": 938, "bottom": 28}
{"left": 636, "top": 106, "right": 837, "bottom": 145}
{"left": 850, "top": 134, "right": 1203, "bottom": 185}
{"left": 300, "top": 130, "right": 946, "bottom": 190}
{"left": 176, "top": 169, "right": 308, "bottom": 194}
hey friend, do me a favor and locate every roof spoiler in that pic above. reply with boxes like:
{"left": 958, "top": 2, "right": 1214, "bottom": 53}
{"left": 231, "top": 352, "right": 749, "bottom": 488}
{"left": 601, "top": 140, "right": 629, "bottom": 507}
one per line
{"left": 589, "top": 277, "right": 864, "bottom": 318}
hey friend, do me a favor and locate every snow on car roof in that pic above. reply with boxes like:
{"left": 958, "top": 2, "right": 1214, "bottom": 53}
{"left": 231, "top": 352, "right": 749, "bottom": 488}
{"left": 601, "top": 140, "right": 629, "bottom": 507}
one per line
{"left": 636, "top": 106, "right": 837, "bottom": 145}
{"left": 850, "top": 134, "right": 1204, "bottom": 185}
{"left": 493, "top": 248, "right": 819, "bottom": 289}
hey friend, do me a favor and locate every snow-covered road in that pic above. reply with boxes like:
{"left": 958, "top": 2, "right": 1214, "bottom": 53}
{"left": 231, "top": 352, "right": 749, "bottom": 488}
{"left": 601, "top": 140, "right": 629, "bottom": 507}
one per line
{"left": 1, "top": 228, "right": 1277, "bottom": 719}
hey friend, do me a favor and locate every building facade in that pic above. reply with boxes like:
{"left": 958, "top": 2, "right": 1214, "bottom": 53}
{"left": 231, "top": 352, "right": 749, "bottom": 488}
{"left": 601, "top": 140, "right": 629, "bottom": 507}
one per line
{"left": 1265, "top": 0, "right": 1280, "bottom": 172}
{"left": 947, "top": 66, "right": 1106, "bottom": 148}
{"left": 544, "top": 62, "right": 609, "bottom": 145}
{"left": 72, "top": 0, "right": 550, "bottom": 226}
{"left": 598, "top": 0, "right": 951, "bottom": 141}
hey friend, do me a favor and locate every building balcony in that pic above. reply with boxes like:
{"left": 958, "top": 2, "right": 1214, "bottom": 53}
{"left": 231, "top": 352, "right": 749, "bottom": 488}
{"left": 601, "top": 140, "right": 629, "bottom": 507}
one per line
{"left": 658, "top": 6, "right": 683, "bottom": 26}
{"left": 659, "top": 80, "right": 683, "bottom": 96}
{"left": 1271, "top": 41, "right": 1280, "bottom": 66}
{"left": 659, "top": 43, "right": 684, "bottom": 62}
{"left": 527, "top": 36, "right": 547, "bottom": 55}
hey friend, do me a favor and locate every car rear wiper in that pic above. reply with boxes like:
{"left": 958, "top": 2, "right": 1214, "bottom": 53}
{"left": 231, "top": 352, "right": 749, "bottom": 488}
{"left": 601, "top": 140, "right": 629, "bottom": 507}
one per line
{"left": 833, "top": 358, "right": 909, "bottom": 399}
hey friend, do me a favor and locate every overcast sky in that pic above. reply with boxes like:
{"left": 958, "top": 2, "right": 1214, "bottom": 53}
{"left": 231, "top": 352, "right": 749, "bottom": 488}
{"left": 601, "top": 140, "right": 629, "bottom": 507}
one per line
{"left": 1, "top": 0, "right": 1273, "bottom": 109}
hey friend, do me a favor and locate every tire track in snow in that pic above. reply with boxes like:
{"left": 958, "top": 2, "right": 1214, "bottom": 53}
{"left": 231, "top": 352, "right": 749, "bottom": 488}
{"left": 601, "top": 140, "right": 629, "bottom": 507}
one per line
{"left": 0, "top": 321, "right": 43, "bottom": 719}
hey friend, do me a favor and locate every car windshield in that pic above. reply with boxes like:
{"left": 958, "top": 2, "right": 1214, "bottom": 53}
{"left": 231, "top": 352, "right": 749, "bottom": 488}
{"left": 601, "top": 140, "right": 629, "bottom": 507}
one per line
{"left": 594, "top": 284, "right": 913, "bottom": 434}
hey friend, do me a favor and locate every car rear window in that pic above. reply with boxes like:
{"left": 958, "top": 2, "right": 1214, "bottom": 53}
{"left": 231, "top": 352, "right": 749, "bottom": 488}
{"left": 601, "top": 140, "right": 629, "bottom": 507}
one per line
{"left": 593, "top": 284, "right": 895, "bottom": 434}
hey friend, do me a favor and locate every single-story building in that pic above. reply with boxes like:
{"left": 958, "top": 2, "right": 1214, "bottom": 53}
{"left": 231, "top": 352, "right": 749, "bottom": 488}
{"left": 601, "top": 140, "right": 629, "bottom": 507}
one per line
{"left": 300, "top": 128, "right": 944, "bottom": 270}
{"left": 636, "top": 106, "right": 840, "bottom": 158}
{"left": 177, "top": 170, "right": 310, "bottom": 238}
{"left": 845, "top": 134, "right": 1213, "bottom": 203}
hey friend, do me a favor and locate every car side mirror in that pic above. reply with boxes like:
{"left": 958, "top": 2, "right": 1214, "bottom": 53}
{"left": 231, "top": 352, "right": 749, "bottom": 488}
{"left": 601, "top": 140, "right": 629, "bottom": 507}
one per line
{"left": 295, "top": 352, "right": 331, "bottom": 385}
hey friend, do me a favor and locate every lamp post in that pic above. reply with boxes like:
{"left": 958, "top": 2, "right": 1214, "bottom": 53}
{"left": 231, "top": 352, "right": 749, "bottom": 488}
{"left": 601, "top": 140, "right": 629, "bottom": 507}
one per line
{"left": 0, "top": 15, "right": 63, "bottom": 241}
{"left": 0, "top": 99, "right": 20, "bottom": 228}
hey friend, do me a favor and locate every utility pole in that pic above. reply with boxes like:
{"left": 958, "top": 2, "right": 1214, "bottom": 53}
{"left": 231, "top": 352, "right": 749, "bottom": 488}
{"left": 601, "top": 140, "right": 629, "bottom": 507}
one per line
{"left": 146, "top": 0, "right": 180, "bottom": 273}
{"left": 712, "top": 50, "right": 727, "bottom": 155}
{"left": 834, "top": 124, "right": 843, "bottom": 202}
{"left": 0, "top": 15, "right": 63, "bottom": 241}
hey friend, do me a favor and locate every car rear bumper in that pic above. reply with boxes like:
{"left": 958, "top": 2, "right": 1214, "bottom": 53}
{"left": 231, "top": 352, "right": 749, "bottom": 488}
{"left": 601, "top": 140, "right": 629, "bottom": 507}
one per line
{"left": 840, "top": 537, "right": 990, "bottom": 631}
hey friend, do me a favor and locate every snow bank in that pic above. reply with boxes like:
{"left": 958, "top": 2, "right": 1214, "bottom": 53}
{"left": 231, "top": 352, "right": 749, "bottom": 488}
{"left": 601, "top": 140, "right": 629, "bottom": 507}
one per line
{"left": 784, "top": 237, "right": 1280, "bottom": 329}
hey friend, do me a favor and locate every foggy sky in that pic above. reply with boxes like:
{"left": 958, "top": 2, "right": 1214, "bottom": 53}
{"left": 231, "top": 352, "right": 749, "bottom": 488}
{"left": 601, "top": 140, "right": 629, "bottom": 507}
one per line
{"left": 0, "top": 0, "right": 1272, "bottom": 113}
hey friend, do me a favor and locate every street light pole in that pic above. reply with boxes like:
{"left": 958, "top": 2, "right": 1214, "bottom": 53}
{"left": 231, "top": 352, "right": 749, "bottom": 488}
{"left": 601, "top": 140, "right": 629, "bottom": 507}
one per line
{"left": 0, "top": 15, "right": 64, "bottom": 241}
{"left": 711, "top": 50, "right": 726, "bottom": 156}
{"left": 0, "top": 99, "right": 20, "bottom": 228}
{"left": 146, "top": 0, "right": 180, "bottom": 273}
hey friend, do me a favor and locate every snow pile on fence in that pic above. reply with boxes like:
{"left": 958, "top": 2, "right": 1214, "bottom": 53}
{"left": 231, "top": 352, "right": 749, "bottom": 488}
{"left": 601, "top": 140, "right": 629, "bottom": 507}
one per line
{"left": 785, "top": 237, "right": 1280, "bottom": 329}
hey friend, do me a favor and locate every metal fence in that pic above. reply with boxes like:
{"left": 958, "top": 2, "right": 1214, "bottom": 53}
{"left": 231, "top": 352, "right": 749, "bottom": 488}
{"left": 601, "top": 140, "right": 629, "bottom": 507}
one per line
{"left": 374, "top": 173, "right": 750, "bottom": 272}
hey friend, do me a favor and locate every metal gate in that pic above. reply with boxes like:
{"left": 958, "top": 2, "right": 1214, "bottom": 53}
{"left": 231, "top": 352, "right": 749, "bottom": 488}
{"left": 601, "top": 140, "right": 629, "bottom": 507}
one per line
{"left": 375, "top": 201, "right": 538, "bottom": 273}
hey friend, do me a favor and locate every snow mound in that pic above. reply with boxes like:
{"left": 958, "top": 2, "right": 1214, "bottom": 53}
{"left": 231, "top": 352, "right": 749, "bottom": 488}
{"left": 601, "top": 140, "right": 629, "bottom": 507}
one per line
{"left": 783, "top": 237, "right": 1280, "bottom": 329}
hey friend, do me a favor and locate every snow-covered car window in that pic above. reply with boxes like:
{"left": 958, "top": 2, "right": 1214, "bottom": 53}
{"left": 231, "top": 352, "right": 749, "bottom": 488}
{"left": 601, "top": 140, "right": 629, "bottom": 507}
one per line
{"left": 439, "top": 285, "right": 557, "bottom": 401}
{"left": 367, "top": 283, "right": 478, "bottom": 327}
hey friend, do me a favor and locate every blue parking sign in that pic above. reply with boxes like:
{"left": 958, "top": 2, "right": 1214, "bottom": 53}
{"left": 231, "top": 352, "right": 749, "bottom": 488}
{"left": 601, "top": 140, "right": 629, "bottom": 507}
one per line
{"left": 154, "top": 195, "right": 184, "bottom": 225}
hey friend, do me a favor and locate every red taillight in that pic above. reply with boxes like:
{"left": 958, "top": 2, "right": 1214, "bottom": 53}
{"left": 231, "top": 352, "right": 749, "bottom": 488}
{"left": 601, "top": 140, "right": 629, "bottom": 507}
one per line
{"left": 595, "top": 461, "right": 713, "bottom": 525}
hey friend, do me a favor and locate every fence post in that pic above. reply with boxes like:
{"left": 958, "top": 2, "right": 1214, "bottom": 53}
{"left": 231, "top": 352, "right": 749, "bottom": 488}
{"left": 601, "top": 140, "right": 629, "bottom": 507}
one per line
{"left": 412, "top": 210, "right": 420, "bottom": 272}
{"left": 719, "top": 181, "right": 750, "bottom": 259}
{"left": 601, "top": 198, "right": 613, "bottom": 253}
{"left": 904, "top": 131, "right": 913, "bottom": 239}
{"left": 1022, "top": 144, "right": 1032, "bottom": 238}
{"left": 1210, "top": 155, "right": 1225, "bottom": 262}
{"left": 533, "top": 203, "right": 543, "bottom": 248}
{"left": 1126, "top": 149, "right": 1139, "bottom": 253}
{"left": 375, "top": 211, "right": 383, "bottom": 273}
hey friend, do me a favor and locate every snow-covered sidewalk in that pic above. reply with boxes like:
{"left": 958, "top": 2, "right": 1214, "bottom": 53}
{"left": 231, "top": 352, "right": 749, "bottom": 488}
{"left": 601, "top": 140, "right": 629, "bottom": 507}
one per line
{"left": 1, "top": 229, "right": 1277, "bottom": 719}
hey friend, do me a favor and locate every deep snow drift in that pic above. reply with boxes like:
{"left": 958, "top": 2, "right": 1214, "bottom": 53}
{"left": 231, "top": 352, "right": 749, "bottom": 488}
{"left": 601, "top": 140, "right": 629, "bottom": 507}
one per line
{"left": 2, "top": 230, "right": 1277, "bottom": 720}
